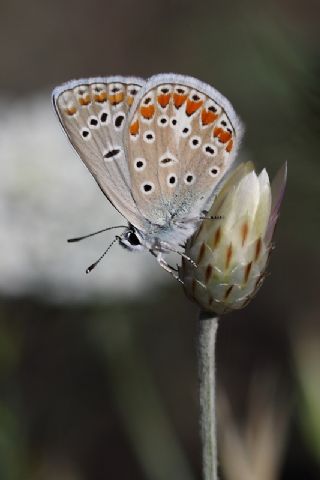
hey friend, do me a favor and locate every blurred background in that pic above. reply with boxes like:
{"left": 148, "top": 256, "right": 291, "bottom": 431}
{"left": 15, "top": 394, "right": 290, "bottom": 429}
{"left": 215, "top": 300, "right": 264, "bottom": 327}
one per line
{"left": 0, "top": 0, "right": 319, "bottom": 478}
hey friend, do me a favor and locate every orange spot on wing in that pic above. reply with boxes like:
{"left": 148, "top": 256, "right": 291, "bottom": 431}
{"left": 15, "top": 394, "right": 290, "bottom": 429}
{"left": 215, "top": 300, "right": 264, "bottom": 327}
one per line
{"left": 127, "top": 96, "right": 134, "bottom": 106}
{"left": 140, "top": 105, "right": 155, "bottom": 119}
{"left": 213, "top": 127, "right": 232, "bottom": 143}
{"left": 213, "top": 126, "right": 222, "bottom": 137}
{"left": 201, "top": 109, "right": 218, "bottom": 125}
{"left": 79, "top": 95, "right": 91, "bottom": 106}
{"left": 65, "top": 106, "right": 77, "bottom": 116}
{"left": 129, "top": 119, "right": 139, "bottom": 136}
{"left": 186, "top": 99, "right": 203, "bottom": 116}
{"left": 158, "top": 93, "right": 171, "bottom": 108}
{"left": 219, "top": 130, "right": 232, "bottom": 143}
{"left": 226, "top": 139, "right": 233, "bottom": 152}
{"left": 94, "top": 92, "right": 107, "bottom": 103}
{"left": 173, "top": 93, "right": 188, "bottom": 109}
{"left": 109, "top": 92, "right": 124, "bottom": 105}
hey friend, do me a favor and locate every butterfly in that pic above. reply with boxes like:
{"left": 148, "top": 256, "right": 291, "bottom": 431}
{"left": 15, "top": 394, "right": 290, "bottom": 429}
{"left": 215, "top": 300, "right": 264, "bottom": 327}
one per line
{"left": 52, "top": 74, "right": 243, "bottom": 280}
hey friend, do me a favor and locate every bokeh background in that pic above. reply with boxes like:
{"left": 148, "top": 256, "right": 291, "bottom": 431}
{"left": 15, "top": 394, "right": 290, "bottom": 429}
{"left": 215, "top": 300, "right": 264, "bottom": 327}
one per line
{"left": 1, "top": 0, "right": 320, "bottom": 478}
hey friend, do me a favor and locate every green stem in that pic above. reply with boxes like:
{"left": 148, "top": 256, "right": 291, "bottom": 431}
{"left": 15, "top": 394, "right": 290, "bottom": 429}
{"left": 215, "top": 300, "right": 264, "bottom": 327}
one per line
{"left": 199, "top": 312, "right": 219, "bottom": 480}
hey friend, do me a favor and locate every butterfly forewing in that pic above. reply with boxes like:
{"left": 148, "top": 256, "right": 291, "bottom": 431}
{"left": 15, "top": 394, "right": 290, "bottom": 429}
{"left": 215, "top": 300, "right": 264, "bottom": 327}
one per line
{"left": 53, "top": 76, "right": 145, "bottom": 227}
{"left": 125, "top": 74, "right": 244, "bottom": 226}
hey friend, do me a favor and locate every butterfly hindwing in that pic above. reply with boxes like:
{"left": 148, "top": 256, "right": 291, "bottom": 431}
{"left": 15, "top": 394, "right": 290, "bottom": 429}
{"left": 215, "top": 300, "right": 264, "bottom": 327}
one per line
{"left": 52, "top": 76, "right": 145, "bottom": 227}
{"left": 125, "top": 74, "right": 244, "bottom": 226}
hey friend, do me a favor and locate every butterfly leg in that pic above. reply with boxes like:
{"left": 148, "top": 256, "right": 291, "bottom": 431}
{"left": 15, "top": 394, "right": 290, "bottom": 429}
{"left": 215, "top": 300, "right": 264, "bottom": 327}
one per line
{"left": 151, "top": 251, "right": 184, "bottom": 284}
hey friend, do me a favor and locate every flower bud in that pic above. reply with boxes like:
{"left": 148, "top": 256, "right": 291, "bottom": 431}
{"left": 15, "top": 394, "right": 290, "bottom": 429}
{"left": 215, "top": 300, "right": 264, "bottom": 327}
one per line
{"left": 181, "top": 162, "right": 287, "bottom": 314}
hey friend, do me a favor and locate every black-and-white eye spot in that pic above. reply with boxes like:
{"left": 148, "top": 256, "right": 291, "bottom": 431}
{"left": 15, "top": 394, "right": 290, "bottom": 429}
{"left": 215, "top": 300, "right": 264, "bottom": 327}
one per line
{"left": 174, "top": 86, "right": 188, "bottom": 95}
{"left": 128, "top": 85, "right": 139, "bottom": 96}
{"left": 157, "top": 115, "right": 169, "bottom": 127}
{"left": 209, "top": 166, "right": 220, "bottom": 177}
{"left": 100, "top": 111, "right": 109, "bottom": 124}
{"left": 141, "top": 182, "right": 155, "bottom": 195}
{"left": 202, "top": 143, "right": 217, "bottom": 157}
{"left": 170, "top": 117, "right": 178, "bottom": 128}
{"left": 159, "top": 152, "right": 178, "bottom": 167}
{"left": 109, "top": 83, "right": 123, "bottom": 94}
{"left": 189, "top": 136, "right": 201, "bottom": 149}
{"left": 184, "top": 173, "right": 195, "bottom": 185}
{"left": 181, "top": 126, "right": 191, "bottom": 138}
{"left": 134, "top": 157, "right": 147, "bottom": 172}
{"left": 189, "top": 90, "right": 205, "bottom": 102}
{"left": 114, "top": 112, "right": 125, "bottom": 130}
{"left": 103, "top": 147, "right": 121, "bottom": 162}
{"left": 143, "top": 130, "right": 155, "bottom": 144}
{"left": 157, "top": 84, "right": 172, "bottom": 95}
{"left": 217, "top": 115, "right": 231, "bottom": 131}
{"left": 167, "top": 173, "right": 178, "bottom": 188}
{"left": 88, "top": 115, "right": 99, "bottom": 129}
{"left": 206, "top": 100, "right": 221, "bottom": 114}
{"left": 80, "top": 128, "right": 91, "bottom": 140}
{"left": 76, "top": 86, "right": 86, "bottom": 95}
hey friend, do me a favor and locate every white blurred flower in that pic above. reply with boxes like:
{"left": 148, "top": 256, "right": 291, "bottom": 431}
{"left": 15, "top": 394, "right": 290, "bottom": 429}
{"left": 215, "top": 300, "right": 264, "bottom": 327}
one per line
{"left": 181, "top": 162, "right": 287, "bottom": 314}
{"left": 0, "top": 94, "right": 168, "bottom": 302}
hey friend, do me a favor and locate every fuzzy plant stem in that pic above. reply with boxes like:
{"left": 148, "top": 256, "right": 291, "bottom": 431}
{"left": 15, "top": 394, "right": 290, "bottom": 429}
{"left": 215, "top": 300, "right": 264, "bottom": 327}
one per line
{"left": 199, "top": 311, "right": 219, "bottom": 480}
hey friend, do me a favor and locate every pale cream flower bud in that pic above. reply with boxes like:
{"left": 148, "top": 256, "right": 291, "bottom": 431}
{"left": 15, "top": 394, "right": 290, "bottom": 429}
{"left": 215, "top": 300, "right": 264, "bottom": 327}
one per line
{"left": 181, "top": 162, "right": 287, "bottom": 314}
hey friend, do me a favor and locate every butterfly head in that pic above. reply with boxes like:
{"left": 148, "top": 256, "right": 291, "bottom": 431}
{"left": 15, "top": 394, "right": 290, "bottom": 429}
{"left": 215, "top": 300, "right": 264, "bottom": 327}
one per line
{"left": 118, "top": 226, "right": 146, "bottom": 252}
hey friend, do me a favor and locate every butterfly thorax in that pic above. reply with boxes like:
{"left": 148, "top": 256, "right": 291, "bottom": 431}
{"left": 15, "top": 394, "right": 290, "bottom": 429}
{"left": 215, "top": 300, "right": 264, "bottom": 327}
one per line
{"left": 119, "top": 218, "right": 200, "bottom": 254}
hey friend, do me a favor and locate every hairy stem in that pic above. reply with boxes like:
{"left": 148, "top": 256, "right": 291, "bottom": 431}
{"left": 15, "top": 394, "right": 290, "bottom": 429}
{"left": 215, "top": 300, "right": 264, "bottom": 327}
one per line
{"left": 199, "top": 312, "right": 219, "bottom": 480}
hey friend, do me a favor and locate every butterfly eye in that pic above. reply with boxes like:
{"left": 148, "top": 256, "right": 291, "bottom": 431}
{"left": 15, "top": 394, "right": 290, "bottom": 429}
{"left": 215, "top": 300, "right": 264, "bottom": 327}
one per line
{"left": 128, "top": 232, "right": 140, "bottom": 246}
{"left": 209, "top": 166, "right": 220, "bottom": 177}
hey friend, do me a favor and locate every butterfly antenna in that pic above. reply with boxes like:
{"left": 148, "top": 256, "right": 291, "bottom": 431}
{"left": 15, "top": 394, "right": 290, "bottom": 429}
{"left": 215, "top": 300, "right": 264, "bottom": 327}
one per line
{"left": 199, "top": 215, "right": 224, "bottom": 220}
{"left": 86, "top": 236, "right": 120, "bottom": 274}
{"left": 68, "top": 225, "right": 126, "bottom": 243}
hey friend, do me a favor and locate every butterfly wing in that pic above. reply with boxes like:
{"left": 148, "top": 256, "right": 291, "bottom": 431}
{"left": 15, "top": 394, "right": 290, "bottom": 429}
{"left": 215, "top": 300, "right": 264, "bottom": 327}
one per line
{"left": 52, "top": 76, "right": 146, "bottom": 228}
{"left": 124, "top": 73, "right": 244, "bottom": 227}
